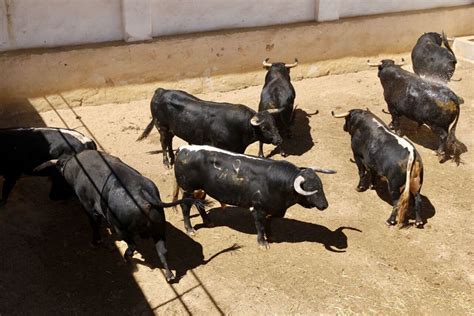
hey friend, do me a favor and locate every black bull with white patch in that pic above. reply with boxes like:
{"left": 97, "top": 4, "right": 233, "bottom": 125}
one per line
{"left": 332, "top": 109, "right": 424, "bottom": 227}
{"left": 411, "top": 32, "right": 456, "bottom": 82}
{"left": 35, "top": 150, "right": 205, "bottom": 282}
{"left": 258, "top": 58, "right": 298, "bottom": 157}
{"left": 172, "top": 145, "right": 335, "bottom": 248}
{"left": 376, "top": 59, "right": 464, "bottom": 163}
{"left": 0, "top": 127, "right": 96, "bottom": 206}
{"left": 137, "top": 88, "right": 282, "bottom": 168}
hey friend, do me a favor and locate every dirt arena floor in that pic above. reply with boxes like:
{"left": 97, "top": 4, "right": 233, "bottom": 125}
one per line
{"left": 1, "top": 60, "right": 473, "bottom": 315}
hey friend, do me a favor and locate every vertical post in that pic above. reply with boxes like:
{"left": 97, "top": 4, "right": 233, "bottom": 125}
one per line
{"left": 315, "top": 0, "right": 340, "bottom": 22}
{"left": 121, "top": 0, "right": 152, "bottom": 42}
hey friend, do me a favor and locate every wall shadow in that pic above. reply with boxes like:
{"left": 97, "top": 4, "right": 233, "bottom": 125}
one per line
{"left": 0, "top": 100, "right": 155, "bottom": 314}
{"left": 267, "top": 108, "right": 316, "bottom": 158}
{"left": 0, "top": 178, "right": 154, "bottom": 315}
{"left": 372, "top": 177, "right": 436, "bottom": 225}
{"left": 196, "top": 207, "right": 361, "bottom": 252}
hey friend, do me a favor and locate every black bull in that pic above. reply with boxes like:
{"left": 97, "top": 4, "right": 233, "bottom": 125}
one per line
{"left": 376, "top": 59, "right": 464, "bottom": 164}
{"left": 172, "top": 145, "right": 336, "bottom": 248}
{"left": 137, "top": 88, "right": 283, "bottom": 168}
{"left": 411, "top": 32, "right": 456, "bottom": 82}
{"left": 332, "top": 109, "right": 424, "bottom": 227}
{"left": 34, "top": 150, "right": 205, "bottom": 283}
{"left": 0, "top": 127, "right": 96, "bottom": 206}
{"left": 258, "top": 58, "right": 298, "bottom": 157}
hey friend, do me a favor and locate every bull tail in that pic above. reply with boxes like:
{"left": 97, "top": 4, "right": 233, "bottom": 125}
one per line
{"left": 446, "top": 102, "right": 463, "bottom": 164}
{"left": 136, "top": 118, "right": 156, "bottom": 141}
{"left": 398, "top": 147, "right": 415, "bottom": 225}
{"left": 172, "top": 176, "right": 181, "bottom": 213}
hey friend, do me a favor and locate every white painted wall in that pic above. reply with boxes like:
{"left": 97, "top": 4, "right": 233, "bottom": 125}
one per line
{"left": 0, "top": 0, "right": 472, "bottom": 52}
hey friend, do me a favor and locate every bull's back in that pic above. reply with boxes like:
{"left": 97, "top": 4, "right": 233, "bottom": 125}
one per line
{"left": 153, "top": 91, "right": 253, "bottom": 151}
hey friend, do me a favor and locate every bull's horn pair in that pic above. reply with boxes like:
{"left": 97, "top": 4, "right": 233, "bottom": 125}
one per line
{"left": 331, "top": 110, "right": 350, "bottom": 118}
{"left": 266, "top": 108, "right": 284, "bottom": 114}
{"left": 250, "top": 108, "right": 284, "bottom": 126}
{"left": 262, "top": 58, "right": 299, "bottom": 68}
{"left": 293, "top": 176, "right": 318, "bottom": 196}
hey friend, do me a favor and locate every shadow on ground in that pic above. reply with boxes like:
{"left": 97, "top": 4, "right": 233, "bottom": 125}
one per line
{"left": 267, "top": 108, "right": 317, "bottom": 158}
{"left": 195, "top": 206, "right": 361, "bottom": 252}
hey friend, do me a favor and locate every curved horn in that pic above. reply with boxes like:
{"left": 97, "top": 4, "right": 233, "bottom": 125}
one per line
{"left": 33, "top": 159, "right": 59, "bottom": 172}
{"left": 250, "top": 115, "right": 263, "bottom": 126}
{"left": 395, "top": 58, "right": 405, "bottom": 66}
{"left": 331, "top": 110, "right": 350, "bottom": 118}
{"left": 262, "top": 58, "right": 272, "bottom": 67}
{"left": 310, "top": 167, "right": 337, "bottom": 174}
{"left": 285, "top": 58, "right": 299, "bottom": 68}
{"left": 367, "top": 59, "right": 382, "bottom": 67}
{"left": 266, "top": 107, "right": 285, "bottom": 114}
{"left": 293, "top": 175, "right": 318, "bottom": 196}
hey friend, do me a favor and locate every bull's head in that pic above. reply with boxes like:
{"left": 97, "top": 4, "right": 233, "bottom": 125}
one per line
{"left": 250, "top": 109, "right": 283, "bottom": 146}
{"left": 294, "top": 167, "right": 335, "bottom": 210}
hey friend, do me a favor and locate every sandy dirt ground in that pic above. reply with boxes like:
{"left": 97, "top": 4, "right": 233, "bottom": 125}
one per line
{"left": 1, "top": 60, "right": 473, "bottom": 315}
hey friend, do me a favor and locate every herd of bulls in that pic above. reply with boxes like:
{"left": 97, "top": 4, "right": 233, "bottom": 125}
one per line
{"left": 1, "top": 32, "right": 465, "bottom": 282}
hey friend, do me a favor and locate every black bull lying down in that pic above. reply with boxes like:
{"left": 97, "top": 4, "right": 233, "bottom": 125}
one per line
{"left": 35, "top": 150, "right": 206, "bottom": 282}
{"left": 137, "top": 88, "right": 283, "bottom": 168}
{"left": 258, "top": 58, "right": 298, "bottom": 157}
{"left": 172, "top": 145, "right": 336, "bottom": 248}
{"left": 411, "top": 32, "right": 456, "bottom": 82}
{"left": 374, "top": 59, "right": 464, "bottom": 163}
{"left": 332, "top": 109, "right": 424, "bottom": 227}
{"left": 0, "top": 127, "right": 96, "bottom": 206}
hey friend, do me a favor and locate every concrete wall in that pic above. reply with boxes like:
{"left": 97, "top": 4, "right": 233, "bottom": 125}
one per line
{"left": 0, "top": 0, "right": 472, "bottom": 51}
{"left": 1, "top": 5, "right": 473, "bottom": 114}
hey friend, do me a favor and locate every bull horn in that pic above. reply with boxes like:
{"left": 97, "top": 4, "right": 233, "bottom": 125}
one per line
{"left": 250, "top": 115, "right": 263, "bottom": 126}
{"left": 395, "top": 58, "right": 405, "bottom": 66}
{"left": 285, "top": 58, "right": 299, "bottom": 68}
{"left": 331, "top": 110, "right": 350, "bottom": 118}
{"left": 367, "top": 59, "right": 382, "bottom": 67}
{"left": 266, "top": 108, "right": 285, "bottom": 114}
{"left": 262, "top": 58, "right": 272, "bottom": 67}
{"left": 33, "top": 159, "right": 59, "bottom": 172}
{"left": 310, "top": 167, "right": 337, "bottom": 174}
{"left": 294, "top": 175, "right": 318, "bottom": 196}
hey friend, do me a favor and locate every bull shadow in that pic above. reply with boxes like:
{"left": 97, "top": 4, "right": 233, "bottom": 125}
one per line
{"left": 127, "top": 222, "right": 240, "bottom": 282}
{"left": 371, "top": 177, "right": 436, "bottom": 226}
{"left": 267, "top": 108, "right": 316, "bottom": 158}
{"left": 195, "top": 207, "right": 361, "bottom": 252}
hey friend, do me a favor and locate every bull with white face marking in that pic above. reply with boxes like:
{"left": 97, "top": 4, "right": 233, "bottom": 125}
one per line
{"left": 173, "top": 145, "right": 335, "bottom": 248}
{"left": 332, "top": 109, "right": 424, "bottom": 227}
{"left": 34, "top": 150, "right": 206, "bottom": 282}
{"left": 137, "top": 88, "right": 282, "bottom": 168}
{"left": 375, "top": 59, "right": 464, "bottom": 163}
{"left": 411, "top": 32, "right": 456, "bottom": 82}
{"left": 258, "top": 58, "right": 298, "bottom": 157}
{"left": 0, "top": 127, "right": 96, "bottom": 206}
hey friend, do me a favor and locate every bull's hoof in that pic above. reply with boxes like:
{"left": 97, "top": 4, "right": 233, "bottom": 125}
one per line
{"left": 356, "top": 185, "right": 369, "bottom": 192}
{"left": 165, "top": 271, "right": 176, "bottom": 283}
{"left": 385, "top": 219, "right": 397, "bottom": 226}
{"left": 124, "top": 248, "right": 135, "bottom": 260}
{"left": 186, "top": 228, "right": 197, "bottom": 236}
{"left": 163, "top": 161, "right": 173, "bottom": 170}
{"left": 415, "top": 221, "right": 424, "bottom": 228}
{"left": 258, "top": 240, "right": 270, "bottom": 250}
